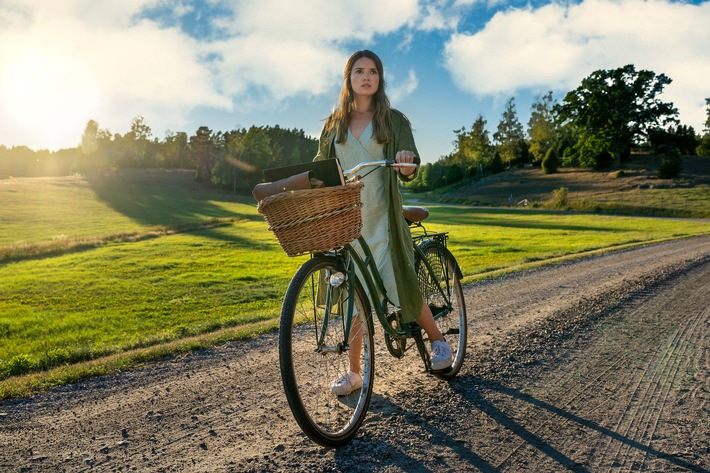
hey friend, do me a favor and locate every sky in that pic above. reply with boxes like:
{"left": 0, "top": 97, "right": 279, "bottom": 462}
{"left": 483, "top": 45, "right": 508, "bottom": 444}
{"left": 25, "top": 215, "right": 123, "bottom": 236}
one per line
{"left": 0, "top": 0, "right": 708, "bottom": 164}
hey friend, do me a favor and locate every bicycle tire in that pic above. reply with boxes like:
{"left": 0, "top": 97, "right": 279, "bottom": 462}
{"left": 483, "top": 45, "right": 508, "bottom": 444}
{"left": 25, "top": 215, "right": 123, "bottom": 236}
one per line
{"left": 279, "top": 255, "right": 375, "bottom": 447}
{"left": 415, "top": 240, "right": 467, "bottom": 379}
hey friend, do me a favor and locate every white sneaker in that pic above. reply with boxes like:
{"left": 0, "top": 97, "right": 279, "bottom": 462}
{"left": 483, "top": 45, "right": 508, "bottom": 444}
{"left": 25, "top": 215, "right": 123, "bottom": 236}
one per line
{"left": 431, "top": 340, "right": 452, "bottom": 371}
{"left": 331, "top": 371, "right": 363, "bottom": 396}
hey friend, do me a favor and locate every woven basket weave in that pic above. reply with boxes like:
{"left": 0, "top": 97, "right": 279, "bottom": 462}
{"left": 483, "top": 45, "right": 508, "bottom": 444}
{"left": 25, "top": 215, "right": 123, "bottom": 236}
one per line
{"left": 257, "top": 181, "right": 363, "bottom": 257}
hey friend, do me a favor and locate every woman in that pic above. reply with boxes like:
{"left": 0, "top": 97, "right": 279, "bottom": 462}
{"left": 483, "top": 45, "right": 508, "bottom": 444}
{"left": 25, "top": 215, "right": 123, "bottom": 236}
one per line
{"left": 314, "top": 50, "right": 452, "bottom": 396}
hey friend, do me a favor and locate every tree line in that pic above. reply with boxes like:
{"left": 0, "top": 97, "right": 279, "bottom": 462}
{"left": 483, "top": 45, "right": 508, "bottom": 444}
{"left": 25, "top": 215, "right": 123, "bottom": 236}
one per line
{"left": 1, "top": 64, "right": 709, "bottom": 194}
{"left": 410, "top": 65, "right": 710, "bottom": 192}
{"left": 0, "top": 119, "right": 318, "bottom": 194}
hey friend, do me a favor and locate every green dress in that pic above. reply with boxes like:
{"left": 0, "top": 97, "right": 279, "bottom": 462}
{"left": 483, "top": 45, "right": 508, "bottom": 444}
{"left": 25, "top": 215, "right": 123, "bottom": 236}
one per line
{"left": 314, "top": 110, "right": 423, "bottom": 323}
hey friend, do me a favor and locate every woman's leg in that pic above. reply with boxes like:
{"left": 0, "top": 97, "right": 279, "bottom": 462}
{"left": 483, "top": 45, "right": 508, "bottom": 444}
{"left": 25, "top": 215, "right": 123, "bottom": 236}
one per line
{"left": 332, "top": 323, "right": 363, "bottom": 395}
{"left": 347, "top": 324, "right": 362, "bottom": 373}
{"left": 350, "top": 299, "right": 441, "bottom": 372}
{"left": 417, "top": 300, "right": 452, "bottom": 370}
{"left": 415, "top": 301, "right": 444, "bottom": 342}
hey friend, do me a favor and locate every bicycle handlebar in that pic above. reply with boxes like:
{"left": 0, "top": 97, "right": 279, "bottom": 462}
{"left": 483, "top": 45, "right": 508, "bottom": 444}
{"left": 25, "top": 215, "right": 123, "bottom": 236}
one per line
{"left": 342, "top": 160, "right": 417, "bottom": 178}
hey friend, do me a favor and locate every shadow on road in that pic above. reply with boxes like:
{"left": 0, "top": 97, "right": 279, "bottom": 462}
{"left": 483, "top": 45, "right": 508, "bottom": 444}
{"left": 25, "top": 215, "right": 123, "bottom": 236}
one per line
{"left": 332, "top": 375, "right": 704, "bottom": 472}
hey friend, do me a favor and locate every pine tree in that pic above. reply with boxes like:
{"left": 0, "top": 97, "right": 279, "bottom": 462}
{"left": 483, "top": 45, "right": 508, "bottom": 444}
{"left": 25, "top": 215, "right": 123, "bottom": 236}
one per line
{"left": 494, "top": 97, "right": 526, "bottom": 167}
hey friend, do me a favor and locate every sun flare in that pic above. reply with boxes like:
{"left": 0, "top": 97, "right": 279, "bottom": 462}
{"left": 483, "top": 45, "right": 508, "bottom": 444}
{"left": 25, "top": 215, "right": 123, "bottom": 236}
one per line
{"left": 1, "top": 50, "right": 99, "bottom": 149}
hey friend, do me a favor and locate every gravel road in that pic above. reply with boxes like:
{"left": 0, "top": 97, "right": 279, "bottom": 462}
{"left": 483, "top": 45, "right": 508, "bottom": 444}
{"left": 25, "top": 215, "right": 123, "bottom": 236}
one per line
{"left": 1, "top": 235, "right": 708, "bottom": 472}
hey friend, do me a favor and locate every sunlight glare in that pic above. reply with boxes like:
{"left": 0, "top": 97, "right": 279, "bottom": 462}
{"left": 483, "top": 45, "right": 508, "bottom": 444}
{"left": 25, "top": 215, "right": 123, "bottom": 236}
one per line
{"left": 1, "top": 50, "right": 99, "bottom": 149}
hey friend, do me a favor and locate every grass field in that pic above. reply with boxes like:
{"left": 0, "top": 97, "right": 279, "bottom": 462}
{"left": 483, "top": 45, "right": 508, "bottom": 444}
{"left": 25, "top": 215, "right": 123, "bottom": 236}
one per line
{"left": 1, "top": 168, "right": 709, "bottom": 398}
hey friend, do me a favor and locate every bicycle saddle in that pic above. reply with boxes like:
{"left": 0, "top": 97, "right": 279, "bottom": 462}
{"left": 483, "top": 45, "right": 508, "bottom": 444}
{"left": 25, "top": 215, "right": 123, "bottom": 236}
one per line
{"left": 402, "top": 206, "right": 429, "bottom": 224}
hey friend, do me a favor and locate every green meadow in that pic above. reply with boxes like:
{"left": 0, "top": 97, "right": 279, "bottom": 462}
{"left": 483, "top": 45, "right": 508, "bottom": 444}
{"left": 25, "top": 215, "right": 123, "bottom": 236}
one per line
{"left": 2, "top": 169, "right": 709, "bottom": 398}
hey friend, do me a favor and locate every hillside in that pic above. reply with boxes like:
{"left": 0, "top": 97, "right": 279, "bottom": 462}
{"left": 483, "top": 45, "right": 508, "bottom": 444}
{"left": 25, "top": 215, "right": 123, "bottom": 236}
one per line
{"left": 441, "top": 154, "right": 710, "bottom": 217}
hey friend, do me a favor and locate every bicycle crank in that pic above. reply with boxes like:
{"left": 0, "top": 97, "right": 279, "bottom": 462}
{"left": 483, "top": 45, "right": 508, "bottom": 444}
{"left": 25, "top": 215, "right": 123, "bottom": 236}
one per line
{"left": 384, "top": 310, "right": 407, "bottom": 358}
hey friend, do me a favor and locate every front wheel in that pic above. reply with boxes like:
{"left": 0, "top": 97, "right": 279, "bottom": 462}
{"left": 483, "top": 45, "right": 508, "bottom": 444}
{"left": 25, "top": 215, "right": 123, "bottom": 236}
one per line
{"left": 416, "top": 241, "right": 467, "bottom": 379}
{"left": 279, "top": 255, "right": 374, "bottom": 447}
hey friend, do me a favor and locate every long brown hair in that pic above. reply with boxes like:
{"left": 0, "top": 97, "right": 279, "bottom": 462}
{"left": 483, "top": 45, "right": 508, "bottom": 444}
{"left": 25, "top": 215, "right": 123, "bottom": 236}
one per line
{"left": 325, "top": 50, "right": 393, "bottom": 145}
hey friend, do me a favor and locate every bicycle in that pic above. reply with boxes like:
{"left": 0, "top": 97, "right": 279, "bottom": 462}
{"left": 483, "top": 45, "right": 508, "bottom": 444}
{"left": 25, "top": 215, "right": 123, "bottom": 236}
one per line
{"left": 270, "top": 160, "right": 467, "bottom": 447}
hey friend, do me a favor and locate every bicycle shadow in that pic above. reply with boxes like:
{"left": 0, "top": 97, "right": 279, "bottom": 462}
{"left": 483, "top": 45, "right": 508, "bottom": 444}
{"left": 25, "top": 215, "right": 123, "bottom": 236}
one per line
{"left": 332, "top": 375, "right": 703, "bottom": 472}
{"left": 335, "top": 389, "right": 498, "bottom": 472}
{"left": 464, "top": 378, "right": 704, "bottom": 472}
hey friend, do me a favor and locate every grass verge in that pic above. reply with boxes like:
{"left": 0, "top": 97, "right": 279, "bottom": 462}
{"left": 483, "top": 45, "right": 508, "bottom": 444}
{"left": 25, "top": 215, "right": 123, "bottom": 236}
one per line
{"left": 0, "top": 318, "right": 280, "bottom": 399}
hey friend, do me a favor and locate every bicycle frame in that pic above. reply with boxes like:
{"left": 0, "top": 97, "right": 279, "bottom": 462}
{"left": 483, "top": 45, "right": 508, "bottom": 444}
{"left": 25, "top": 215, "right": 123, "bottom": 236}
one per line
{"left": 318, "top": 227, "right": 454, "bottom": 351}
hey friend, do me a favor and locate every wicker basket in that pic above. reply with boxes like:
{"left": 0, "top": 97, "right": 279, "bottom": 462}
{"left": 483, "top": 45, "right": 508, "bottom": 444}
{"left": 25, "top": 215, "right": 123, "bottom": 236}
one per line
{"left": 257, "top": 181, "right": 364, "bottom": 257}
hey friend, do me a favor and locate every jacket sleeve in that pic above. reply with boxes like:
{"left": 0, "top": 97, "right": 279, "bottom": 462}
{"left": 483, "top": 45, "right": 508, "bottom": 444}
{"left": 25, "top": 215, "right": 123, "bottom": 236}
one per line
{"left": 313, "top": 125, "right": 331, "bottom": 162}
{"left": 391, "top": 110, "right": 420, "bottom": 182}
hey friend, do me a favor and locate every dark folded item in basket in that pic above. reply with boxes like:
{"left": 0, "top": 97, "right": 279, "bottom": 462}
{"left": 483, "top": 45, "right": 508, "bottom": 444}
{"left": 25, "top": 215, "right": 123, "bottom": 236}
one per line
{"left": 252, "top": 171, "right": 323, "bottom": 202}
{"left": 263, "top": 158, "right": 345, "bottom": 188}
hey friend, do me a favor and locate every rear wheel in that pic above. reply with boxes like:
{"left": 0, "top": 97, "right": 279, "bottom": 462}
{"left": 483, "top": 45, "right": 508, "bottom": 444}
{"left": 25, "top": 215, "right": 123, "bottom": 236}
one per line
{"left": 415, "top": 241, "right": 467, "bottom": 379}
{"left": 279, "top": 256, "right": 374, "bottom": 446}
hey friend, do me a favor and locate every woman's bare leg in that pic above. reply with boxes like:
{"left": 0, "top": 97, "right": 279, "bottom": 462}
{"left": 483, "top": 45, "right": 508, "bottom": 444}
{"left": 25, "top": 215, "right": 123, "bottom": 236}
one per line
{"left": 415, "top": 301, "right": 444, "bottom": 343}
{"left": 347, "top": 323, "right": 362, "bottom": 374}
{"left": 348, "top": 299, "right": 442, "bottom": 373}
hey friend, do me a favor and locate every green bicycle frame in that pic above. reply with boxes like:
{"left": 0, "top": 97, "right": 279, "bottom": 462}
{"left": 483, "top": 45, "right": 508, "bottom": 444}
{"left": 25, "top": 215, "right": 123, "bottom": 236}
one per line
{"left": 320, "top": 232, "right": 455, "bottom": 346}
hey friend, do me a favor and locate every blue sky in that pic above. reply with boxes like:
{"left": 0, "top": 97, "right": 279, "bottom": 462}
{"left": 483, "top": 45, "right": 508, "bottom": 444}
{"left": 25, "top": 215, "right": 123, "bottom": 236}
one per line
{"left": 1, "top": 0, "right": 708, "bottom": 164}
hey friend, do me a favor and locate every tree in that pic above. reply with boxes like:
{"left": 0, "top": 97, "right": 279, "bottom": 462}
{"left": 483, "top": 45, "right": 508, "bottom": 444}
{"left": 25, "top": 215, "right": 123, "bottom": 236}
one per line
{"left": 697, "top": 98, "right": 710, "bottom": 157}
{"left": 649, "top": 125, "right": 697, "bottom": 155}
{"left": 209, "top": 126, "right": 270, "bottom": 192}
{"left": 78, "top": 119, "right": 100, "bottom": 173}
{"left": 557, "top": 64, "right": 678, "bottom": 168}
{"left": 125, "top": 116, "right": 153, "bottom": 168}
{"left": 452, "top": 115, "right": 495, "bottom": 177}
{"left": 95, "top": 128, "right": 117, "bottom": 169}
{"left": 213, "top": 129, "right": 247, "bottom": 193}
{"left": 493, "top": 97, "right": 526, "bottom": 167}
{"left": 81, "top": 120, "right": 99, "bottom": 156}
{"left": 189, "top": 126, "right": 216, "bottom": 182}
{"left": 527, "top": 92, "right": 558, "bottom": 165}
{"left": 240, "top": 126, "right": 271, "bottom": 168}
{"left": 163, "top": 131, "right": 189, "bottom": 169}
{"left": 407, "top": 158, "right": 465, "bottom": 192}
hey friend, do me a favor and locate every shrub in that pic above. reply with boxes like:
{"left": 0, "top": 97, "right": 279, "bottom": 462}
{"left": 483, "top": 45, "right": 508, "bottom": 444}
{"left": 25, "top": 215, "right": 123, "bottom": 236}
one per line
{"left": 551, "top": 187, "right": 570, "bottom": 209}
{"left": 490, "top": 151, "right": 505, "bottom": 174}
{"left": 0, "top": 354, "right": 36, "bottom": 379}
{"left": 595, "top": 149, "right": 614, "bottom": 170}
{"left": 657, "top": 147, "right": 682, "bottom": 179}
{"left": 697, "top": 135, "right": 710, "bottom": 157}
{"left": 542, "top": 147, "right": 558, "bottom": 174}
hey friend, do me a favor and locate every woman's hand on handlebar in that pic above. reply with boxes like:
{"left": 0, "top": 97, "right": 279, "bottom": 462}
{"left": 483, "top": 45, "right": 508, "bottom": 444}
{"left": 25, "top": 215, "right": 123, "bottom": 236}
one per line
{"left": 394, "top": 150, "right": 417, "bottom": 177}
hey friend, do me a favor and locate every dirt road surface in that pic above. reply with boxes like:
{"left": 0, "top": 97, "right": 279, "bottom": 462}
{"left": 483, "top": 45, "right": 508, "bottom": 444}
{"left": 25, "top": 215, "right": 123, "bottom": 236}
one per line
{"left": 1, "top": 235, "right": 709, "bottom": 472}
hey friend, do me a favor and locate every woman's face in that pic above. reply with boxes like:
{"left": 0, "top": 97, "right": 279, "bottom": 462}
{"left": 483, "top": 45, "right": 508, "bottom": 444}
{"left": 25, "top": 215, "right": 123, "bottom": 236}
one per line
{"left": 350, "top": 57, "right": 379, "bottom": 98}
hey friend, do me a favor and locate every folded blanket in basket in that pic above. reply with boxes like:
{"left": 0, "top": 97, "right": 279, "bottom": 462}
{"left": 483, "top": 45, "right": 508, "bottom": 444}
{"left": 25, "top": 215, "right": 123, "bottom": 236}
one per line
{"left": 252, "top": 171, "right": 324, "bottom": 203}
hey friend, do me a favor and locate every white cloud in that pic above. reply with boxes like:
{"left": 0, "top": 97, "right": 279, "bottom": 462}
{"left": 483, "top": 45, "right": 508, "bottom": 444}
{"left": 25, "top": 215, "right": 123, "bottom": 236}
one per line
{"left": 444, "top": 0, "right": 710, "bottom": 130}
{"left": 0, "top": 0, "right": 426, "bottom": 149}
{"left": 209, "top": 35, "right": 347, "bottom": 103}
{"left": 0, "top": 0, "right": 229, "bottom": 148}
{"left": 224, "top": 0, "right": 419, "bottom": 41}
{"left": 210, "top": 0, "right": 422, "bottom": 103}
{"left": 418, "top": 2, "right": 460, "bottom": 31}
{"left": 389, "top": 69, "right": 420, "bottom": 104}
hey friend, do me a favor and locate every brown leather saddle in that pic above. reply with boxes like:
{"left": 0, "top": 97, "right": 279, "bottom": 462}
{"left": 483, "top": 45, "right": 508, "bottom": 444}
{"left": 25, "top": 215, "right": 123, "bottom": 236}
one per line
{"left": 402, "top": 206, "right": 429, "bottom": 225}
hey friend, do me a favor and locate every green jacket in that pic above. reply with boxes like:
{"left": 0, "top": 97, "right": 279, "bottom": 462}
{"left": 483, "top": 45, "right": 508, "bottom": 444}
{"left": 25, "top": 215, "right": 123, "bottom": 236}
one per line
{"left": 314, "top": 110, "right": 423, "bottom": 323}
